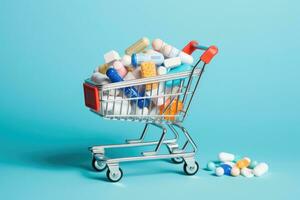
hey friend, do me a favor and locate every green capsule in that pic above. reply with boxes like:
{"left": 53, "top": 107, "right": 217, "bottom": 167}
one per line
{"left": 249, "top": 160, "right": 258, "bottom": 169}
{"left": 207, "top": 161, "right": 216, "bottom": 171}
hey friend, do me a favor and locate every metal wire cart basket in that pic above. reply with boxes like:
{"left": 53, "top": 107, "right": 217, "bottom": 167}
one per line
{"left": 83, "top": 41, "right": 218, "bottom": 182}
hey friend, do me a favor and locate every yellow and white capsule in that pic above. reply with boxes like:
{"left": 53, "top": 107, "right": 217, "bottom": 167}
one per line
{"left": 125, "top": 37, "right": 150, "bottom": 55}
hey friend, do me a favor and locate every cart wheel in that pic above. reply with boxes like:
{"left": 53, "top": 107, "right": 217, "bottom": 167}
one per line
{"left": 168, "top": 148, "right": 184, "bottom": 164}
{"left": 171, "top": 157, "right": 184, "bottom": 164}
{"left": 183, "top": 161, "right": 199, "bottom": 175}
{"left": 107, "top": 168, "right": 123, "bottom": 182}
{"left": 92, "top": 157, "right": 107, "bottom": 172}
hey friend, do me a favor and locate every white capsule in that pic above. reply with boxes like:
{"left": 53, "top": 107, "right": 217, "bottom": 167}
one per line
{"left": 218, "top": 152, "right": 235, "bottom": 162}
{"left": 253, "top": 163, "right": 269, "bottom": 177}
{"left": 164, "top": 57, "right": 181, "bottom": 69}
{"left": 91, "top": 72, "right": 109, "bottom": 84}
{"left": 104, "top": 50, "right": 120, "bottom": 64}
{"left": 179, "top": 51, "right": 194, "bottom": 64}
{"left": 157, "top": 66, "right": 167, "bottom": 75}
{"left": 148, "top": 82, "right": 165, "bottom": 106}
{"left": 135, "top": 107, "right": 149, "bottom": 115}
{"left": 152, "top": 38, "right": 165, "bottom": 51}
{"left": 152, "top": 39, "right": 194, "bottom": 64}
{"left": 241, "top": 168, "right": 254, "bottom": 178}
{"left": 113, "top": 100, "right": 131, "bottom": 115}
{"left": 215, "top": 167, "right": 224, "bottom": 176}
{"left": 146, "top": 89, "right": 164, "bottom": 106}
{"left": 121, "top": 55, "right": 132, "bottom": 66}
{"left": 123, "top": 72, "right": 136, "bottom": 81}
{"left": 101, "top": 96, "right": 119, "bottom": 111}
{"left": 162, "top": 44, "right": 180, "bottom": 58}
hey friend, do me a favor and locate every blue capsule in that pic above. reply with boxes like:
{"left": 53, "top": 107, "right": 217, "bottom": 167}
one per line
{"left": 131, "top": 52, "right": 164, "bottom": 67}
{"left": 106, "top": 68, "right": 150, "bottom": 108}
{"left": 220, "top": 164, "right": 232, "bottom": 175}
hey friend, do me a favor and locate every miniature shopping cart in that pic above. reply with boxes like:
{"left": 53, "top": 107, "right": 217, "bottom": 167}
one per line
{"left": 83, "top": 41, "right": 218, "bottom": 182}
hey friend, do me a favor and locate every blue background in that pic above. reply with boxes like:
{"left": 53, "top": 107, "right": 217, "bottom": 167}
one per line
{"left": 0, "top": 0, "right": 299, "bottom": 199}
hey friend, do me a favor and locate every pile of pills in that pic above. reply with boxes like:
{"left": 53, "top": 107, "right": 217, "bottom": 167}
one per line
{"left": 206, "top": 152, "right": 269, "bottom": 178}
{"left": 91, "top": 37, "right": 194, "bottom": 118}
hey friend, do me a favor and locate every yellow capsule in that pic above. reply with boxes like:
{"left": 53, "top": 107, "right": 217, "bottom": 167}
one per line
{"left": 125, "top": 37, "right": 150, "bottom": 55}
{"left": 98, "top": 63, "right": 110, "bottom": 74}
{"left": 236, "top": 158, "right": 250, "bottom": 169}
{"left": 140, "top": 62, "right": 158, "bottom": 90}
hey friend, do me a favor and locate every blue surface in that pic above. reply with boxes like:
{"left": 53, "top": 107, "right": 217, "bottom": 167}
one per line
{"left": 0, "top": 0, "right": 300, "bottom": 199}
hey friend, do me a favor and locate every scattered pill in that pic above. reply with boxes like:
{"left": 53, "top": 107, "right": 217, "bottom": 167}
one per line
{"left": 215, "top": 167, "right": 224, "bottom": 176}
{"left": 253, "top": 163, "right": 268, "bottom": 177}
{"left": 241, "top": 168, "right": 254, "bottom": 178}
{"left": 206, "top": 152, "right": 269, "bottom": 178}
{"left": 236, "top": 158, "right": 250, "bottom": 169}
{"left": 230, "top": 166, "right": 241, "bottom": 177}
{"left": 220, "top": 164, "right": 232, "bottom": 175}
{"left": 218, "top": 152, "right": 235, "bottom": 162}
{"left": 249, "top": 160, "right": 258, "bottom": 169}
{"left": 207, "top": 161, "right": 216, "bottom": 171}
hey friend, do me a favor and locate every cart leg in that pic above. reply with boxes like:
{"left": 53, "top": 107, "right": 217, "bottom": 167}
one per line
{"left": 126, "top": 123, "right": 149, "bottom": 144}
{"left": 171, "top": 123, "right": 198, "bottom": 153}
{"left": 142, "top": 124, "right": 167, "bottom": 156}
{"left": 126, "top": 123, "right": 179, "bottom": 145}
{"left": 167, "top": 124, "right": 184, "bottom": 153}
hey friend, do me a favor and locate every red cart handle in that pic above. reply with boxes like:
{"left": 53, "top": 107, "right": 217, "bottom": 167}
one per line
{"left": 182, "top": 40, "right": 218, "bottom": 64}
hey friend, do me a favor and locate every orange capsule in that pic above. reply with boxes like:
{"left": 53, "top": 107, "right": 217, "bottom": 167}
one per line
{"left": 236, "top": 158, "right": 250, "bottom": 169}
{"left": 159, "top": 98, "right": 183, "bottom": 121}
